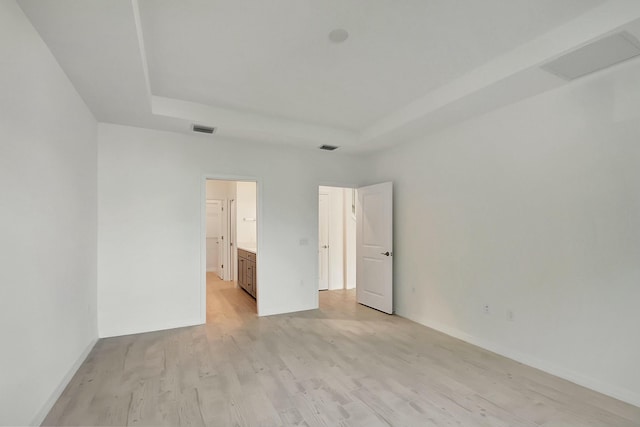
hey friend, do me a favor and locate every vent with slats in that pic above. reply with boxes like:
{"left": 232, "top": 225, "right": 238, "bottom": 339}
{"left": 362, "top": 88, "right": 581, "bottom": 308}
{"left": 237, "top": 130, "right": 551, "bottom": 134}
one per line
{"left": 192, "top": 124, "right": 216, "bottom": 134}
{"left": 319, "top": 144, "right": 339, "bottom": 151}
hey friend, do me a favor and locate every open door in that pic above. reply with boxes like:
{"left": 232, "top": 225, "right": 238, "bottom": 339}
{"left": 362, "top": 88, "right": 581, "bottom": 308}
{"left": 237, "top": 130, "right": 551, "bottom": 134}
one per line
{"left": 206, "top": 200, "right": 223, "bottom": 277}
{"left": 356, "top": 182, "right": 393, "bottom": 314}
{"left": 218, "top": 201, "right": 226, "bottom": 280}
{"left": 229, "top": 198, "right": 237, "bottom": 282}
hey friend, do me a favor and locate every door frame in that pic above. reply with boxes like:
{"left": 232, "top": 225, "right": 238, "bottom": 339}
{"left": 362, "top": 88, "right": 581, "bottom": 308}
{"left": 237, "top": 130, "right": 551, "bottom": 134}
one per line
{"left": 205, "top": 199, "right": 225, "bottom": 276}
{"left": 316, "top": 181, "right": 360, "bottom": 308}
{"left": 201, "top": 174, "right": 262, "bottom": 321}
{"left": 318, "top": 191, "right": 330, "bottom": 291}
{"left": 229, "top": 198, "right": 237, "bottom": 282}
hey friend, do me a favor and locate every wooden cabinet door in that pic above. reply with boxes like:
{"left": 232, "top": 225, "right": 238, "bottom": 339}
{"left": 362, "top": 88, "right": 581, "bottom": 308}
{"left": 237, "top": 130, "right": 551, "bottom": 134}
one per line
{"left": 237, "top": 252, "right": 256, "bottom": 298}
{"left": 251, "top": 261, "right": 257, "bottom": 297}
{"left": 247, "top": 262, "right": 254, "bottom": 296}
{"left": 238, "top": 258, "right": 245, "bottom": 290}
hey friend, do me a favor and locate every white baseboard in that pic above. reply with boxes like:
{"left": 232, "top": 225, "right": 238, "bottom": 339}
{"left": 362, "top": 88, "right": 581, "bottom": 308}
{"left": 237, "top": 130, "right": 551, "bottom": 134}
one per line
{"left": 413, "top": 316, "right": 640, "bottom": 408}
{"left": 99, "top": 318, "right": 203, "bottom": 338}
{"left": 31, "top": 338, "right": 98, "bottom": 426}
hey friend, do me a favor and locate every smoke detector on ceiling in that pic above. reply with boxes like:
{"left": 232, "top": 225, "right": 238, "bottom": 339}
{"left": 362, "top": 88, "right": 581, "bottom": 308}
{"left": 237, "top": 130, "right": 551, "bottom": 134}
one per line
{"left": 328, "top": 29, "right": 349, "bottom": 44}
{"left": 541, "top": 31, "right": 640, "bottom": 80}
{"left": 192, "top": 124, "right": 216, "bottom": 134}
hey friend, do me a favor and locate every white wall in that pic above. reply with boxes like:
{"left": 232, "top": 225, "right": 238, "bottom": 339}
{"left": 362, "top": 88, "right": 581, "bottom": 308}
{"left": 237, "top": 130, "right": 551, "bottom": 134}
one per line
{"left": 205, "top": 179, "right": 230, "bottom": 200}
{"left": 0, "top": 1, "right": 98, "bottom": 425}
{"left": 236, "top": 181, "right": 257, "bottom": 248}
{"left": 97, "top": 123, "right": 366, "bottom": 337}
{"left": 369, "top": 60, "right": 640, "bottom": 406}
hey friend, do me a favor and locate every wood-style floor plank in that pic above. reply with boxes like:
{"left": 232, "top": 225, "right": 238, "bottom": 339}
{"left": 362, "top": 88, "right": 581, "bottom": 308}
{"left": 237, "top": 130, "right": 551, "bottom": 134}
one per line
{"left": 42, "top": 274, "right": 640, "bottom": 426}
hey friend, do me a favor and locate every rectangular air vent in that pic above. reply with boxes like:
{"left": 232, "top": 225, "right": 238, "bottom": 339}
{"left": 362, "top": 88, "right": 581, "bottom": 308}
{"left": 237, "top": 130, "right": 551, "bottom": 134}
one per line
{"left": 542, "top": 32, "right": 640, "bottom": 80}
{"left": 319, "top": 144, "right": 339, "bottom": 151}
{"left": 192, "top": 124, "right": 216, "bottom": 134}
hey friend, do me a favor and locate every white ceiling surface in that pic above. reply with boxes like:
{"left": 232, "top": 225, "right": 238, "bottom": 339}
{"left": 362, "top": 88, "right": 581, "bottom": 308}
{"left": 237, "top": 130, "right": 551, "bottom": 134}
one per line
{"left": 139, "top": 0, "right": 602, "bottom": 130}
{"left": 16, "top": 0, "right": 640, "bottom": 152}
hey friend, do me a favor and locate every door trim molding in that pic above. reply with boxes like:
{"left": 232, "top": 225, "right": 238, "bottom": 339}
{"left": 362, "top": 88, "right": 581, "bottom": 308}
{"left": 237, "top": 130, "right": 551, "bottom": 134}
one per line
{"left": 201, "top": 174, "right": 262, "bottom": 322}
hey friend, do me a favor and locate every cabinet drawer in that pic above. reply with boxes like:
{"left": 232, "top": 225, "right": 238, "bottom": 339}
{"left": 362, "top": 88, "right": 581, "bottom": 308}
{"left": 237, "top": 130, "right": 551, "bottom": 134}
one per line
{"left": 247, "top": 251, "right": 256, "bottom": 262}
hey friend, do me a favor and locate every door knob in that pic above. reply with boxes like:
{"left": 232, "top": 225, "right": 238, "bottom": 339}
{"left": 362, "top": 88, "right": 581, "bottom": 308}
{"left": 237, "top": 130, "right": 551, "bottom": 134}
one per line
{"left": 381, "top": 251, "right": 391, "bottom": 256}
{"left": 322, "top": 245, "right": 329, "bottom": 249}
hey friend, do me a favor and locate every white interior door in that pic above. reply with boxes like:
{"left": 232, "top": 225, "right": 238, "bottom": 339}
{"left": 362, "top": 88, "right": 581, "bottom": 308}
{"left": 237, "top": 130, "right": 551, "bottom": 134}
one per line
{"left": 218, "top": 201, "right": 226, "bottom": 280}
{"left": 318, "top": 193, "right": 329, "bottom": 291}
{"left": 206, "top": 200, "right": 222, "bottom": 275}
{"left": 356, "top": 182, "right": 393, "bottom": 314}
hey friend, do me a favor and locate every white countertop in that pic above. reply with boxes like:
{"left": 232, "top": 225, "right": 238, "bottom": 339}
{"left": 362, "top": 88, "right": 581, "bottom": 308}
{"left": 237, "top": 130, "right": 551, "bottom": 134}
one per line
{"left": 237, "top": 245, "right": 257, "bottom": 254}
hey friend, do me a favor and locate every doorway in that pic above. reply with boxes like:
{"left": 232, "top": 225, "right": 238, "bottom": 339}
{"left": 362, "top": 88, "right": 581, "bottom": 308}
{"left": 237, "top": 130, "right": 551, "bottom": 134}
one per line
{"left": 318, "top": 186, "right": 357, "bottom": 295}
{"left": 318, "top": 183, "right": 394, "bottom": 314}
{"left": 205, "top": 179, "right": 258, "bottom": 320}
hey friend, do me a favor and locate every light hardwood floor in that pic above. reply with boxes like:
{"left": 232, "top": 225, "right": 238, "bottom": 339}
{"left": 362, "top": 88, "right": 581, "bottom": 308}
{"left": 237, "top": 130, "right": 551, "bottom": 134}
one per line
{"left": 43, "top": 275, "right": 640, "bottom": 426}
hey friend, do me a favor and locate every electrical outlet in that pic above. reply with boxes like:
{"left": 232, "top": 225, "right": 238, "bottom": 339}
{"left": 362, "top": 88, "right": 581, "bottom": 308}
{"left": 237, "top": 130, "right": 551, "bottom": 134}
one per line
{"left": 507, "top": 310, "right": 514, "bottom": 321}
{"left": 483, "top": 304, "right": 490, "bottom": 314}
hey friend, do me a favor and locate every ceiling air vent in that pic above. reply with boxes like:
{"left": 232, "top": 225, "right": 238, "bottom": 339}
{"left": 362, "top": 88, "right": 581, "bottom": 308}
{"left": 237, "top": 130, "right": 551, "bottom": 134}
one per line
{"left": 542, "top": 31, "right": 640, "bottom": 81}
{"left": 319, "top": 144, "right": 339, "bottom": 151}
{"left": 192, "top": 124, "right": 216, "bottom": 134}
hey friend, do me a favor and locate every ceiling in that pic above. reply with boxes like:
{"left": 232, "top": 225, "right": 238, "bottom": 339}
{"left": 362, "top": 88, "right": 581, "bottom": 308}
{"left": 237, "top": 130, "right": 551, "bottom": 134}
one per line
{"left": 16, "top": 0, "right": 640, "bottom": 152}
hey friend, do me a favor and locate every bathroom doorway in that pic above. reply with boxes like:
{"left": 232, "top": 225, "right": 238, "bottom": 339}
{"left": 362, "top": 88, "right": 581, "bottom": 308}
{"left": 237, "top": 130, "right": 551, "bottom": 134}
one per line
{"left": 205, "top": 179, "right": 258, "bottom": 320}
